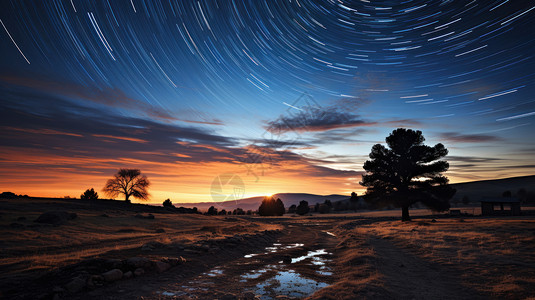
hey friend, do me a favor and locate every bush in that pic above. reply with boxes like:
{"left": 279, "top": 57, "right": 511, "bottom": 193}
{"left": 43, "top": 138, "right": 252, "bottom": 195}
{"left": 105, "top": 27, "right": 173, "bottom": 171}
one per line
{"left": 288, "top": 204, "right": 297, "bottom": 214}
{"left": 162, "top": 198, "right": 174, "bottom": 208}
{"left": 206, "top": 206, "right": 218, "bottom": 215}
{"left": 233, "top": 208, "right": 245, "bottom": 215}
{"left": 296, "top": 200, "right": 310, "bottom": 215}
{"left": 80, "top": 188, "right": 99, "bottom": 200}
{"left": 0, "top": 191, "right": 17, "bottom": 199}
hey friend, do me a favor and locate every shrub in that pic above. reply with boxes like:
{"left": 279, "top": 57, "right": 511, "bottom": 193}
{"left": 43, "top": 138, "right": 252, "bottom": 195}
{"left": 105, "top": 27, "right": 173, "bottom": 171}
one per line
{"left": 80, "top": 188, "right": 99, "bottom": 200}
{"left": 296, "top": 200, "right": 310, "bottom": 215}
{"left": 163, "top": 198, "right": 174, "bottom": 208}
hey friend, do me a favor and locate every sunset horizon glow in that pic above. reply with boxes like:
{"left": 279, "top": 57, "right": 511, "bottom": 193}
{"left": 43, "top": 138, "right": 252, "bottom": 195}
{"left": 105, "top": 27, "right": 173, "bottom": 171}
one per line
{"left": 1, "top": 1, "right": 534, "bottom": 204}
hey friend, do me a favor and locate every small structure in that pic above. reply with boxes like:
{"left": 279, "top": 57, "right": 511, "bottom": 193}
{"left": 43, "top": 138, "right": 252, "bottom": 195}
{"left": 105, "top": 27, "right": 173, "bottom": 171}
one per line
{"left": 480, "top": 197, "right": 521, "bottom": 216}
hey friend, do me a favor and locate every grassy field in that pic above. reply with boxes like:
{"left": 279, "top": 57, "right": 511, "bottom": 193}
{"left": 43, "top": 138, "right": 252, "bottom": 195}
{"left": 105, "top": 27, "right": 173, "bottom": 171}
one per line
{"left": 1, "top": 197, "right": 534, "bottom": 299}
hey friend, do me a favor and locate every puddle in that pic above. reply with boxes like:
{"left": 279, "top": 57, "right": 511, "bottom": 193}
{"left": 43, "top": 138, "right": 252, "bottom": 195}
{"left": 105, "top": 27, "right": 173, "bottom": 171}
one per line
{"left": 252, "top": 270, "right": 329, "bottom": 299}
{"left": 291, "top": 249, "right": 328, "bottom": 263}
{"left": 204, "top": 267, "right": 224, "bottom": 277}
{"left": 160, "top": 242, "right": 333, "bottom": 299}
{"left": 245, "top": 242, "right": 304, "bottom": 257}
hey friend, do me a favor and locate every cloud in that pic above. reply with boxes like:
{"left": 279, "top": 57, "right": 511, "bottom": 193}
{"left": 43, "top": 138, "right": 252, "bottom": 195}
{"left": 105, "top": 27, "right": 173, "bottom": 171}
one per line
{"left": 0, "top": 75, "right": 223, "bottom": 125}
{"left": 266, "top": 106, "right": 375, "bottom": 133}
{"left": 439, "top": 132, "right": 501, "bottom": 143}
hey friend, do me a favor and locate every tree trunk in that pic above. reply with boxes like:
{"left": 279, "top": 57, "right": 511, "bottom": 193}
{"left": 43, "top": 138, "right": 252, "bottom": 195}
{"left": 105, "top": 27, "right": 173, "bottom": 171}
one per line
{"left": 401, "top": 205, "right": 411, "bottom": 221}
{"left": 125, "top": 194, "right": 130, "bottom": 202}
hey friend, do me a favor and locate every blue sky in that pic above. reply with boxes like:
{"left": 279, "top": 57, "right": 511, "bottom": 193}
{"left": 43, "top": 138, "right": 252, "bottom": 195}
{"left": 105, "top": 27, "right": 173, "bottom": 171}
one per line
{"left": 1, "top": 0, "right": 534, "bottom": 201}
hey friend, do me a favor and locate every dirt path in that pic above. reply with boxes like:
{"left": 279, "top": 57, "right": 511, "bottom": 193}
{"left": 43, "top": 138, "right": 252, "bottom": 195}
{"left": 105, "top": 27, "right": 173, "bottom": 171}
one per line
{"left": 76, "top": 222, "right": 338, "bottom": 299}
{"left": 368, "top": 236, "right": 483, "bottom": 300}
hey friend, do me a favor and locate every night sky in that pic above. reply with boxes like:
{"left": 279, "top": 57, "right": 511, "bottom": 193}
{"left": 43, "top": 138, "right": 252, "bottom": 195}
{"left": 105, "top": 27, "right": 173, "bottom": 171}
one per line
{"left": 1, "top": 0, "right": 534, "bottom": 202}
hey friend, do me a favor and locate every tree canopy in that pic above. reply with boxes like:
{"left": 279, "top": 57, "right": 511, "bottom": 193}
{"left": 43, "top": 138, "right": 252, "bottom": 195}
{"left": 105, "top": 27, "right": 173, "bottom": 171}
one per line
{"left": 103, "top": 169, "right": 150, "bottom": 202}
{"left": 258, "top": 196, "right": 285, "bottom": 216}
{"left": 360, "top": 128, "right": 455, "bottom": 221}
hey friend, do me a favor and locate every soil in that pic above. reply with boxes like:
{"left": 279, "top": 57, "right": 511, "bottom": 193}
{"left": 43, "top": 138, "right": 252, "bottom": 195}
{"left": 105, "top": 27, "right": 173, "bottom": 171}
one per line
{"left": 1, "top": 197, "right": 534, "bottom": 299}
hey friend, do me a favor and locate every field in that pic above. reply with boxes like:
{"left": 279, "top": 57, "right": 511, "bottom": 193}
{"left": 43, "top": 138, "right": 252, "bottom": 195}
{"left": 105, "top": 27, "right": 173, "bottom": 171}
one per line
{"left": 1, "top": 197, "right": 534, "bottom": 299}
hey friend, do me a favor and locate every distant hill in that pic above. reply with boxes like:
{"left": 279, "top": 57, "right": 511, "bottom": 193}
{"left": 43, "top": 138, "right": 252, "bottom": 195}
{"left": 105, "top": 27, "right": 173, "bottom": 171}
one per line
{"left": 174, "top": 175, "right": 535, "bottom": 211}
{"left": 449, "top": 175, "right": 535, "bottom": 204}
{"left": 174, "top": 193, "right": 348, "bottom": 212}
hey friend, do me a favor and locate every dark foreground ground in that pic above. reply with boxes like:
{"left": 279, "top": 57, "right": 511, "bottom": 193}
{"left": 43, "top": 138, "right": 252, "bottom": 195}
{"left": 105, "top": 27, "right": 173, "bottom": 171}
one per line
{"left": 1, "top": 197, "right": 534, "bottom": 299}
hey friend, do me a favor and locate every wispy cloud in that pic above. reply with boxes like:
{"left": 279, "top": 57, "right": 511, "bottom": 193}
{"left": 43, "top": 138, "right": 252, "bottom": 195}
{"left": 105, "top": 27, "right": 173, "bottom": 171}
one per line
{"left": 266, "top": 106, "right": 375, "bottom": 133}
{"left": 439, "top": 132, "right": 501, "bottom": 143}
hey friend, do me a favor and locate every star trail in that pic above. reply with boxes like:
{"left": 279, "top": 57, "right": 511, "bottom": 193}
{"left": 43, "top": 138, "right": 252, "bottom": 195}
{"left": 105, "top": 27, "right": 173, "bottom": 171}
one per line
{"left": 0, "top": 0, "right": 534, "bottom": 201}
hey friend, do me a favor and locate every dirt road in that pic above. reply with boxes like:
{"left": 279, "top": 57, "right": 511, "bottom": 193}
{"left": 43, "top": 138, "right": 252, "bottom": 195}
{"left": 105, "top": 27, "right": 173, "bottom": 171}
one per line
{"left": 76, "top": 220, "right": 338, "bottom": 299}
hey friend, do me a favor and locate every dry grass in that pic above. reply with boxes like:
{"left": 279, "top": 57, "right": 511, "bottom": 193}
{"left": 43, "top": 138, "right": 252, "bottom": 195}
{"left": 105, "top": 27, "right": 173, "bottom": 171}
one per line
{"left": 355, "top": 217, "right": 535, "bottom": 299}
{"left": 0, "top": 198, "right": 280, "bottom": 279}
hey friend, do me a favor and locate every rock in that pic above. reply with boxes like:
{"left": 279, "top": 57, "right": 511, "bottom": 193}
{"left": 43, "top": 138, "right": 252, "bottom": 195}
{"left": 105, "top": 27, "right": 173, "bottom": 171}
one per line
{"left": 134, "top": 268, "right": 144, "bottom": 277}
{"left": 52, "top": 293, "right": 61, "bottom": 300}
{"left": 102, "top": 269, "right": 123, "bottom": 282}
{"left": 34, "top": 211, "right": 77, "bottom": 225}
{"left": 123, "top": 271, "right": 133, "bottom": 279}
{"left": 105, "top": 258, "right": 122, "bottom": 269}
{"left": 282, "top": 255, "right": 292, "bottom": 264}
{"left": 431, "top": 219, "right": 437, "bottom": 223}
{"left": 141, "top": 241, "right": 165, "bottom": 251}
{"left": 126, "top": 257, "right": 151, "bottom": 269}
{"left": 219, "top": 294, "right": 238, "bottom": 300}
{"left": 164, "top": 256, "right": 186, "bottom": 266}
{"left": 17, "top": 216, "right": 26, "bottom": 221}
{"left": 155, "top": 228, "right": 165, "bottom": 233}
{"left": 100, "top": 214, "right": 109, "bottom": 218}
{"left": 65, "top": 277, "right": 86, "bottom": 293}
{"left": 154, "top": 261, "right": 171, "bottom": 273}
{"left": 87, "top": 275, "right": 104, "bottom": 289}
{"left": 52, "top": 286, "right": 65, "bottom": 293}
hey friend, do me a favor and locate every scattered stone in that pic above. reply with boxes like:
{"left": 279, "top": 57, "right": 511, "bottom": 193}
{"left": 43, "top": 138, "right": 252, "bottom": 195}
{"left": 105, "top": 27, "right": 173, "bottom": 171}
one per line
{"left": 34, "top": 211, "right": 77, "bottom": 225}
{"left": 140, "top": 241, "right": 165, "bottom": 251}
{"left": 105, "top": 259, "right": 122, "bottom": 269}
{"left": 65, "top": 277, "right": 86, "bottom": 293}
{"left": 155, "top": 228, "right": 165, "bottom": 233}
{"left": 282, "top": 255, "right": 292, "bottom": 264}
{"left": 100, "top": 214, "right": 110, "bottom": 218}
{"left": 17, "top": 216, "right": 26, "bottom": 221}
{"left": 134, "top": 268, "right": 144, "bottom": 277}
{"left": 102, "top": 269, "right": 123, "bottom": 282}
{"left": 431, "top": 219, "right": 437, "bottom": 223}
{"left": 123, "top": 271, "right": 133, "bottom": 279}
{"left": 154, "top": 261, "right": 171, "bottom": 273}
{"left": 87, "top": 275, "right": 104, "bottom": 288}
{"left": 163, "top": 256, "right": 186, "bottom": 266}
{"left": 126, "top": 257, "right": 151, "bottom": 269}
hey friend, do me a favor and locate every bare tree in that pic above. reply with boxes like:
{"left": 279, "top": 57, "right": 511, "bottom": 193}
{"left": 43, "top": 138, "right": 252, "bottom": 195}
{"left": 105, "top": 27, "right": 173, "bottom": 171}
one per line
{"left": 103, "top": 169, "right": 150, "bottom": 202}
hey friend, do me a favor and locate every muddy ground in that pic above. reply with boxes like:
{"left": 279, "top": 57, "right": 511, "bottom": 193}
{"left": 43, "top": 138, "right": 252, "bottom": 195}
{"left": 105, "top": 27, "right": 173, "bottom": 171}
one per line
{"left": 1, "top": 197, "right": 534, "bottom": 299}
